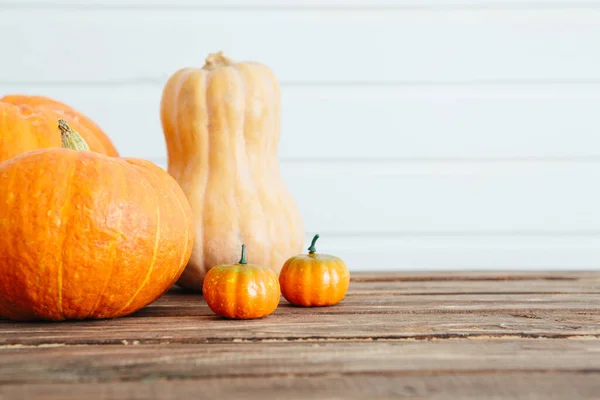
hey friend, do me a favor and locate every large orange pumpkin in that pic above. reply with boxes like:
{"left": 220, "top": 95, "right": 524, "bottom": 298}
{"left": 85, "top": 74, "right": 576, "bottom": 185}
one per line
{"left": 0, "top": 94, "right": 119, "bottom": 162}
{"left": 160, "top": 51, "right": 305, "bottom": 291}
{"left": 0, "top": 120, "right": 194, "bottom": 321}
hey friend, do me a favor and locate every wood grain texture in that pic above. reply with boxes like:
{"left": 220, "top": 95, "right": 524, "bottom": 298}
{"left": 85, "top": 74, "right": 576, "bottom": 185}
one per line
{"left": 0, "top": 373, "right": 598, "bottom": 400}
{"left": 1, "top": 340, "right": 599, "bottom": 384}
{"left": 0, "top": 271, "right": 598, "bottom": 399}
{"left": 1, "top": 311, "right": 598, "bottom": 346}
{"left": 0, "top": 272, "right": 599, "bottom": 345}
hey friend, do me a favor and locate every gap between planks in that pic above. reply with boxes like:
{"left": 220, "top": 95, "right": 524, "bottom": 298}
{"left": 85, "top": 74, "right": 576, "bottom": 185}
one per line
{"left": 2, "top": 368, "right": 600, "bottom": 385}
{"left": 1, "top": 333, "right": 599, "bottom": 348}
{"left": 1, "top": 333, "right": 598, "bottom": 349}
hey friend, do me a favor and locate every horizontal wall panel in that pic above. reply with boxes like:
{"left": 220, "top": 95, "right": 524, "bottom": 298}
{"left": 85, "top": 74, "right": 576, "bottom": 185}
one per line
{"left": 2, "top": 84, "right": 600, "bottom": 160}
{"left": 285, "top": 161, "right": 600, "bottom": 234}
{"left": 148, "top": 160, "right": 600, "bottom": 234}
{"left": 2, "top": 1, "right": 599, "bottom": 7}
{"left": 153, "top": 158, "right": 600, "bottom": 269}
{"left": 2, "top": 9, "right": 600, "bottom": 83}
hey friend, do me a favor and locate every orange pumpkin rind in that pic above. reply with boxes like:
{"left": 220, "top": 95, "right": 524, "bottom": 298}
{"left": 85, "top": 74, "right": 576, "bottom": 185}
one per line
{"left": 279, "top": 234, "right": 350, "bottom": 307}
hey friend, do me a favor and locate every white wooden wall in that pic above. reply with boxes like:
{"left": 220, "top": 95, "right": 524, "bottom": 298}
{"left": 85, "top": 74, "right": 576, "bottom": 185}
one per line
{"left": 2, "top": 0, "right": 600, "bottom": 271}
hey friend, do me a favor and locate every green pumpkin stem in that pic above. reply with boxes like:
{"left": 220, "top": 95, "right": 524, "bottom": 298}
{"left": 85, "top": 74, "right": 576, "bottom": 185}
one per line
{"left": 239, "top": 244, "right": 247, "bottom": 265}
{"left": 59, "top": 119, "right": 90, "bottom": 152}
{"left": 308, "top": 234, "right": 320, "bottom": 254}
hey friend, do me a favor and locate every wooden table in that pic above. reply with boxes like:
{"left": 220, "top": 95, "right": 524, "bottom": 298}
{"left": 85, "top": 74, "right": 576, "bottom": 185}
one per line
{"left": 1, "top": 271, "right": 599, "bottom": 399}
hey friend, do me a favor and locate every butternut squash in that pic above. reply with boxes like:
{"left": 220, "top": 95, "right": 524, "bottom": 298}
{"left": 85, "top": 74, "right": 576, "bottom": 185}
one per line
{"left": 160, "top": 51, "right": 304, "bottom": 291}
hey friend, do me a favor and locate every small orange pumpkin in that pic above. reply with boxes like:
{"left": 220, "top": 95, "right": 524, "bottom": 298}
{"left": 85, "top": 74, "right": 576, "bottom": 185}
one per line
{"left": 279, "top": 234, "right": 350, "bottom": 307}
{"left": 0, "top": 94, "right": 119, "bottom": 162}
{"left": 0, "top": 120, "right": 194, "bottom": 321}
{"left": 203, "top": 245, "right": 280, "bottom": 319}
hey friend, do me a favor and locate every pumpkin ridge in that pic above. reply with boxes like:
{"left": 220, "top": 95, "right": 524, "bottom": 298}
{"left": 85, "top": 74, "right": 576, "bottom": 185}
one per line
{"left": 203, "top": 68, "right": 238, "bottom": 281}
{"left": 199, "top": 71, "right": 210, "bottom": 286}
{"left": 0, "top": 152, "right": 58, "bottom": 320}
{"left": 112, "top": 167, "right": 162, "bottom": 317}
{"left": 253, "top": 65, "right": 283, "bottom": 269}
{"left": 171, "top": 69, "right": 195, "bottom": 169}
{"left": 164, "top": 69, "right": 210, "bottom": 289}
{"left": 0, "top": 158, "right": 26, "bottom": 319}
{"left": 188, "top": 70, "right": 210, "bottom": 284}
{"left": 129, "top": 158, "right": 193, "bottom": 287}
{"left": 167, "top": 178, "right": 192, "bottom": 284}
{"left": 235, "top": 267, "right": 249, "bottom": 318}
{"left": 238, "top": 64, "right": 272, "bottom": 269}
{"left": 162, "top": 68, "right": 195, "bottom": 173}
{"left": 228, "top": 268, "right": 240, "bottom": 318}
{"left": 233, "top": 68, "right": 259, "bottom": 267}
{"left": 55, "top": 152, "right": 80, "bottom": 320}
{"left": 305, "top": 257, "right": 319, "bottom": 306}
{"left": 84, "top": 161, "right": 126, "bottom": 319}
{"left": 259, "top": 64, "right": 279, "bottom": 268}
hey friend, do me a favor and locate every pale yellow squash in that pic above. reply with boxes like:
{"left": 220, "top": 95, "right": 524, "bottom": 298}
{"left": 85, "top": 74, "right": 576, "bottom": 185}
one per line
{"left": 160, "top": 51, "right": 305, "bottom": 291}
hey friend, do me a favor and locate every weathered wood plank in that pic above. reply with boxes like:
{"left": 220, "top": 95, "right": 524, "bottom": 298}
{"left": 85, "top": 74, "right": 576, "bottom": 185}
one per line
{"left": 167, "top": 278, "right": 600, "bottom": 298}
{"left": 150, "top": 291, "right": 600, "bottom": 311}
{"left": 0, "top": 340, "right": 598, "bottom": 384}
{"left": 2, "top": 372, "right": 598, "bottom": 400}
{"left": 344, "top": 277, "right": 600, "bottom": 295}
{"left": 0, "top": 272, "right": 598, "bottom": 399}
{"left": 138, "top": 291, "right": 600, "bottom": 321}
{"left": 0, "top": 309, "right": 598, "bottom": 345}
{"left": 125, "top": 293, "right": 600, "bottom": 335}
{"left": 0, "top": 373, "right": 598, "bottom": 400}
{"left": 348, "top": 271, "right": 600, "bottom": 281}
{"left": 1, "top": 272, "right": 598, "bottom": 344}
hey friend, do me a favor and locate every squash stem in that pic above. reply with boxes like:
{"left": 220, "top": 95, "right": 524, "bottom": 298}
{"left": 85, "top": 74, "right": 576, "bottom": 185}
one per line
{"left": 58, "top": 119, "right": 90, "bottom": 152}
{"left": 308, "top": 234, "right": 320, "bottom": 254}
{"left": 239, "top": 244, "right": 248, "bottom": 265}
{"left": 203, "top": 51, "right": 234, "bottom": 69}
